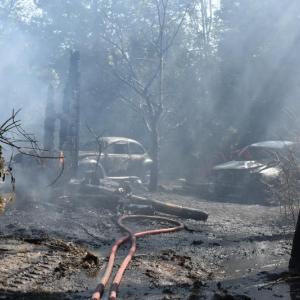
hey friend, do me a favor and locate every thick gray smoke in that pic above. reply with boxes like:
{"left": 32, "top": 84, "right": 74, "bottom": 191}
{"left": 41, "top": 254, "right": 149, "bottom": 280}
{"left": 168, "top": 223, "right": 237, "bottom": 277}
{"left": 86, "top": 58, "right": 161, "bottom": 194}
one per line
{"left": 216, "top": 0, "right": 300, "bottom": 148}
{"left": 0, "top": 1, "right": 46, "bottom": 141}
{"left": 1, "top": 0, "right": 300, "bottom": 180}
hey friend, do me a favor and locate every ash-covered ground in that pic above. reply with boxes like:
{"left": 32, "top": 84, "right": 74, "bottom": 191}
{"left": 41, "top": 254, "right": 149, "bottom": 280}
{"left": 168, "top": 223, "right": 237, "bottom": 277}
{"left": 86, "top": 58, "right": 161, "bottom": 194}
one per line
{"left": 0, "top": 185, "right": 298, "bottom": 300}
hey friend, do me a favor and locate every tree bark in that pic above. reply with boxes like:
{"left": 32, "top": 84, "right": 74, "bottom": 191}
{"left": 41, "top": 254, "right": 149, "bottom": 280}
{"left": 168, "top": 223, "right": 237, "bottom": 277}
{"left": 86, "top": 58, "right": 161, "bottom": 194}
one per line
{"left": 289, "top": 211, "right": 300, "bottom": 273}
{"left": 43, "top": 84, "right": 55, "bottom": 151}
{"left": 149, "top": 125, "right": 159, "bottom": 191}
{"left": 60, "top": 50, "right": 80, "bottom": 177}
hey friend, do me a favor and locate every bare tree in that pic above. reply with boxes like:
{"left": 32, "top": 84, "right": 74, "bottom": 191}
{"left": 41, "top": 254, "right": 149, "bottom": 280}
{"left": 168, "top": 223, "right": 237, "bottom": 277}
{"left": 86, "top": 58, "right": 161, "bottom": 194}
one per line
{"left": 264, "top": 142, "right": 300, "bottom": 274}
{"left": 0, "top": 110, "right": 39, "bottom": 205}
{"left": 0, "top": 109, "right": 40, "bottom": 155}
{"left": 276, "top": 149, "right": 300, "bottom": 273}
{"left": 190, "top": 0, "right": 214, "bottom": 59}
{"left": 100, "top": 0, "right": 191, "bottom": 191}
{"left": 0, "top": 110, "right": 63, "bottom": 190}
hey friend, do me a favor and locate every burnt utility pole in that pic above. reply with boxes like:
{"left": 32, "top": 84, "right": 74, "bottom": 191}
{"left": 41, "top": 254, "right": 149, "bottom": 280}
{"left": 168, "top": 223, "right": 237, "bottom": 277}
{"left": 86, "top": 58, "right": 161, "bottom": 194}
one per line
{"left": 43, "top": 83, "right": 56, "bottom": 151}
{"left": 59, "top": 50, "right": 81, "bottom": 176}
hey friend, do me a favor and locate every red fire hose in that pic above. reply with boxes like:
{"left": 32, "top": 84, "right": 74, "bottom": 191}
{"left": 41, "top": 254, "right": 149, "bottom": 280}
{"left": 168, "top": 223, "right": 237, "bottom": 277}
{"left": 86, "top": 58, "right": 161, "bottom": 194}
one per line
{"left": 92, "top": 215, "right": 184, "bottom": 300}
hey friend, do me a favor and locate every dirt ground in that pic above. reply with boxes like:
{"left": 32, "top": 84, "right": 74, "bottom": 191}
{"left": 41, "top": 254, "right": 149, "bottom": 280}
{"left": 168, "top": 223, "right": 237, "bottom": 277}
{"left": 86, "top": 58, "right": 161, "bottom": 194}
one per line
{"left": 0, "top": 184, "right": 298, "bottom": 300}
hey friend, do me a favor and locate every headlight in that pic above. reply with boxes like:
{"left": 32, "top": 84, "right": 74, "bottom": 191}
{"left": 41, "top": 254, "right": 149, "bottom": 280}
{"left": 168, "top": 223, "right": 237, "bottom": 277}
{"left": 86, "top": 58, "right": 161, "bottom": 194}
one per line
{"left": 259, "top": 167, "right": 280, "bottom": 180}
{"left": 143, "top": 158, "right": 153, "bottom": 166}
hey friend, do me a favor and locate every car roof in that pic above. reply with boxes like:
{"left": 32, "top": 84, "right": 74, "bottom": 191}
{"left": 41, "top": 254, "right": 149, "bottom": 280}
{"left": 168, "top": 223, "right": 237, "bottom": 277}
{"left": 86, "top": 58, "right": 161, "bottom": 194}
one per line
{"left": 83, "top": 137, "right": 143, "bottom": 146}
{"left": 249, "top": 140, "right": 296, "bottom": 150}
{"left": 100, "top": 136, "right": 140, "bottom": 144}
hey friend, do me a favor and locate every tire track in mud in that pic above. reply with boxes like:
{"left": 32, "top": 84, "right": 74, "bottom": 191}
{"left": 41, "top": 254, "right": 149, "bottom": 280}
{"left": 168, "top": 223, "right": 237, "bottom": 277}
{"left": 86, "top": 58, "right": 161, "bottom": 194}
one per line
{"left": 0, "top": 238, "right": 100, "bottom": 293}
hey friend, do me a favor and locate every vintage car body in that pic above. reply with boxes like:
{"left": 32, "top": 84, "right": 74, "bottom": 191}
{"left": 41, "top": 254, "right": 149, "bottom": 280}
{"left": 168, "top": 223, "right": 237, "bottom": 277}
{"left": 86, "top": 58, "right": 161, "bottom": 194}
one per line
{"left": 211, "top": 140, "right": 299, "bottom": 200}
{"left": 79, "top": 137, "right": 153, "bottom": 180}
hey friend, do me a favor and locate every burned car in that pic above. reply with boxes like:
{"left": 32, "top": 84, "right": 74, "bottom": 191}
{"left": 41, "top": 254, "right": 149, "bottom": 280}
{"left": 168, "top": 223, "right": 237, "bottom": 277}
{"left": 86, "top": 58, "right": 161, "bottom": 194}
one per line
{"left": 211, "top": 141, "right": 300, "bottom": 202}
{"left": 79, "top": 137, "right": 153, "bottom": 181}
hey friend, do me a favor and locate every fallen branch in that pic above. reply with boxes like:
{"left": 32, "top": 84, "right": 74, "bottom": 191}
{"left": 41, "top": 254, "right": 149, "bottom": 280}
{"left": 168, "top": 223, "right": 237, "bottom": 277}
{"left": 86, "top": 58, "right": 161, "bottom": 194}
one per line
{"left": 73, "top": 183, "right": 208, "bottom": 221}
{"left": 129, "top": 194, "right": 208, "bottom": 221}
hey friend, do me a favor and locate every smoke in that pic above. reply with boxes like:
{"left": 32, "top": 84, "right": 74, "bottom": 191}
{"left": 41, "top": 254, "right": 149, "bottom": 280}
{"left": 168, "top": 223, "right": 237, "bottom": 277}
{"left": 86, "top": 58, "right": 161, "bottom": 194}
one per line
{"left": 0, "top": 2, "right": 47, "bottom": 143}
{"left": 216, "top": 0, "right": 300, "bottom": 148}
{"left": 1, "top": 0, "right": 300, "bottom": 180}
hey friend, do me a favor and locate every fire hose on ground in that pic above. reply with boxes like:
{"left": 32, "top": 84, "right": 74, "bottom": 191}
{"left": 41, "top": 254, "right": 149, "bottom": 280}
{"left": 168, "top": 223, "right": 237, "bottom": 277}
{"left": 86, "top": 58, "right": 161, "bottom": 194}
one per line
{"left": 91, "top": 215, "right": 185, "bottom": 300}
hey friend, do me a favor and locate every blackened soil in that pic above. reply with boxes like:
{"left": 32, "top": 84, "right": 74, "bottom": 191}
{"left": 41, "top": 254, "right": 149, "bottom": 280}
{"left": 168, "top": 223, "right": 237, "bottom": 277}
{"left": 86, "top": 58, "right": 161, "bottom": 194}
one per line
{"left": 0, "top": 187, "right": 297, "bottom": 300}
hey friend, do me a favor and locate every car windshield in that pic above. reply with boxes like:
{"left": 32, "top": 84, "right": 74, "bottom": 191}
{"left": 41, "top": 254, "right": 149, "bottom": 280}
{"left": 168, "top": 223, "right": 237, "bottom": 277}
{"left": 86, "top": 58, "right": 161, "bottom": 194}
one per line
{"left": 237, "top": 147, "right": 276, "bottom": 161}
{"left": 81, "top": 141, "right": 98, "bottom": 151}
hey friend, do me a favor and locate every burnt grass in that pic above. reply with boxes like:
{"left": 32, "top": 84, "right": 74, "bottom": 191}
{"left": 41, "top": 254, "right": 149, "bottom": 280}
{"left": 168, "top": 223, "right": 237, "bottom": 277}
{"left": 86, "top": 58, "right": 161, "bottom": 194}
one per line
{"left": 0, "top": 186, "right": 298, "bottom": 300}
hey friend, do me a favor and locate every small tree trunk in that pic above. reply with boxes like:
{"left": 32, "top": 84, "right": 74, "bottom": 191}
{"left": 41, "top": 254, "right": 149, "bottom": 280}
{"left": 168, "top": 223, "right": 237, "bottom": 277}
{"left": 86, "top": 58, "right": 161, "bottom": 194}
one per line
{"left": 60, "top": 50, "right": 80, "bottom": 177}
{"left": 289, "top": 210, "right": 300, "bottom": 273}
{"left": 43, "top": 84, "right": 55, "bottom": 151}
{"left": 149, "top": 125, "right": 159, "bottom": 192}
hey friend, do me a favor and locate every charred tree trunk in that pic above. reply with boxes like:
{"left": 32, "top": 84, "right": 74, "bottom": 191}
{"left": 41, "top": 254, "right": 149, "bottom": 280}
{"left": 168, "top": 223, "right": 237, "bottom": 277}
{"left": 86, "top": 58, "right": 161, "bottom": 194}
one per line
{"left": 289, "top": 211, "right": 300, "bottom": 273}
{"left": 43, "top": 84, "right": 55, "bottom": 151}
{"left": 59, "top": 50, "right": 80, "bottom": 177}
{"left": 148, "top": 11, "right": 164, "bottom": 193}
{"left": 149, "top": 124, "right": 159, "bottom": 192}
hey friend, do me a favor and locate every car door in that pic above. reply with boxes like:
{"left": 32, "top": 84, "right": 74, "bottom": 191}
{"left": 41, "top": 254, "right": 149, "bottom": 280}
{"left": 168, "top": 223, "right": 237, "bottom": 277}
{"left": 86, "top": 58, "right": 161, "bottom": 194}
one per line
{"left": 128, "top": 142, "right": 147, "bottom": 176}
{"left": 103, "top": 140, "right": 130, "bottom": 176}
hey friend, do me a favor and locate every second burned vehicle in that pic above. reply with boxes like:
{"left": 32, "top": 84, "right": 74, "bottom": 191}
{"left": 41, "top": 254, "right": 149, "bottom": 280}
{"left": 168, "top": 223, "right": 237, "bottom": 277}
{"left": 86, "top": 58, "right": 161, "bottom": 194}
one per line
{"left": 211, "top": 141, "right": 300, "bottom": 202}
{"left": 79, "top": 137, "right": 153, "bottom": 181}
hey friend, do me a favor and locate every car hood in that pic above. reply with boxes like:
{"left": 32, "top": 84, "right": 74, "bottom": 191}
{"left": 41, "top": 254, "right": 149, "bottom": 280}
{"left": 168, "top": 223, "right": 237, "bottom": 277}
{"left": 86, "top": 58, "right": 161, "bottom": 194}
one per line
{"left": 212, "top": 160, "right": 267, "bottom": 171}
